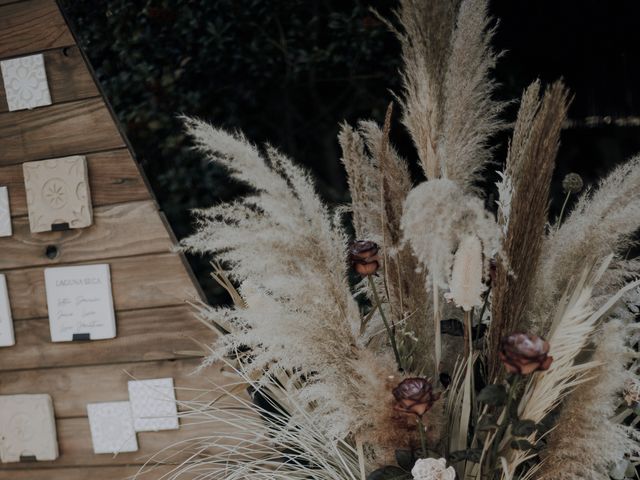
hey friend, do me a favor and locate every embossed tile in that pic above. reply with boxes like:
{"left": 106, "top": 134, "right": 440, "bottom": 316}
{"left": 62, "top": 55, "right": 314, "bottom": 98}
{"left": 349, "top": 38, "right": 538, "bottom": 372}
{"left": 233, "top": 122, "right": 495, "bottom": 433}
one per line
{"left": 0, "top": 187, "right": 11, "bottom": 237}
{"left": 23, "top": 155, "right": 92, "bottom": 233}
{"left": 0, "top": 394, "right": 59, "bottom": 463}
{"left": 128, "top": 378, "right": 179, "bottom": 432}
{"left": 87, "top": 401, "right": 138, "bottom": 454}
{"left": 0, "top": 54, "right": 52, "bottom": 111}
{"left": 45, "top": 264, "right": 116, "bottom": 342}
{"left": 0, "top": 274, "right": 15, "bottom": 347}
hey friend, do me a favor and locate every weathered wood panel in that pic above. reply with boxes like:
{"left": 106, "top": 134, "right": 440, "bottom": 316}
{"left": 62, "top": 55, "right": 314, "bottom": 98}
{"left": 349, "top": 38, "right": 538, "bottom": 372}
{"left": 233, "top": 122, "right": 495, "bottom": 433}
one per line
{"left": 0, "top": 46, "right": 98, "bottom": 112}
{"left": 0, "top": 418, "right": 232, "bottom": 468}
{"left": 5, "top": 252, "right": 200, "bottom": 320}
{"left": 0, "top": 465, "right": 197, "bottom": 480}
{"left": 0, "top": 358, "right": 221, "bottom": 417}
{"left": 0, "top": 306, "right": 212, "bottom": 371}
{"left": 1, "top": 149, "right": 150, "bottom": 217}
{"left": 0, "top": 201, "right": 171, "bottom": 269}
{"left": 0, "top": 0, "right": 74, "bottom": 58}
{"left": 0, "top": 97, "right": 124, "bottom": 166}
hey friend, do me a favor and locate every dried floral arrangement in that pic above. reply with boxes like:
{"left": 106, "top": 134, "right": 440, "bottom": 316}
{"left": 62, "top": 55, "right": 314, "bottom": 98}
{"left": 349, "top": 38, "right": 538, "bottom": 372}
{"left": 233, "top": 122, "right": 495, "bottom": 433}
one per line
{"left": 141, "top": 1, "right": 640, "bottom": 479}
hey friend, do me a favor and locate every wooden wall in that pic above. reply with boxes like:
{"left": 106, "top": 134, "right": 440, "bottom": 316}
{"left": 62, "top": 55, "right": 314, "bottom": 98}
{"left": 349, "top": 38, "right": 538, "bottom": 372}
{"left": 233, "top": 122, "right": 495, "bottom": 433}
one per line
{"left": 0, "top": 1, "right": 218, "bottom": 478}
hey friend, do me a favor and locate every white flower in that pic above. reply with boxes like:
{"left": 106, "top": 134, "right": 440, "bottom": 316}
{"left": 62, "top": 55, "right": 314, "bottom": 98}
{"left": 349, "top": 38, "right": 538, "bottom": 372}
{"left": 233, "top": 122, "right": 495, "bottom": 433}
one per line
{"left": 411, "top": 458, "right": 456, "bottom": 480}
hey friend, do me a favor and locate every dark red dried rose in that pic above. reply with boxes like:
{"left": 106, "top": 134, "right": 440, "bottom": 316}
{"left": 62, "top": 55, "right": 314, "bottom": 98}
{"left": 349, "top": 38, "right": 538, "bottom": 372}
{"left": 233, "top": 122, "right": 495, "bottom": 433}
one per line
{"left": 348, "top": 240, "right": 380, "bottom": 276}
{"left": 499, "top": 333, "right": 553, "bottom": 375}
{"left": 392, "top": 377, "right": 440, "bottom": 417}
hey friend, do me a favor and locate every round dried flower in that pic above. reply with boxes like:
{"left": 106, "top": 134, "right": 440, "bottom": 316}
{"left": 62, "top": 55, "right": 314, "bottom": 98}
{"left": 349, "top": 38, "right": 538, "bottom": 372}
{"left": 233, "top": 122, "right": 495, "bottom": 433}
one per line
{"left": 499, "top": 332, "right": 553, "bottom": 375}
{"left": 348, "top": 240, "right": 380, "bottom": 276}
{"left": 624, "top": 379, "right": 640, "bottom": 406}
{"left": 392, "top": 377, "right": 439, "bottom": 417}
{"left": 562, "top": 173, "right": 584, "bottom": 194}
{"left": 411, "top": 458, "right": 456, "bottom": 480}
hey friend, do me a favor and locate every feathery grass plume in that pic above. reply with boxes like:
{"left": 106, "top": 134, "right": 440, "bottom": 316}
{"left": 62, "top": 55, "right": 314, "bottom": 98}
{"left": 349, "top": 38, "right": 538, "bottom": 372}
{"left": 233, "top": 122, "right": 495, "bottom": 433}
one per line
{"left": 501, "top": 256, "right": 640, "bottom": 478}
{"left": 537, "top": 319, "right": 640, "bottom": 480}
{"left": 445, "top": 234, "right": 486, "bottom": 311}
{"left": 488, "top": 81, "right": 570, "bottom": 379}
{"left": 180, "top": 117, "right": 396, "bottom": 440}
{"left": 531, "top": 155, "right": 640, "bottom": 333}
{"left": 392, "top": 0, "right": 459, "bottom": 179}
{"left": 439, "top": 0, "right": 505, "bottom": 190}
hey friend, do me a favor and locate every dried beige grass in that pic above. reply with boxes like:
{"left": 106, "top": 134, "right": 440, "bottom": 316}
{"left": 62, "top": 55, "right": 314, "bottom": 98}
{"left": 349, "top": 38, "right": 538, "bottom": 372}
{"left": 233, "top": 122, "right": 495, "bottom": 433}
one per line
{"left": 488, "top": 81, "right": 570, "bottom": 379}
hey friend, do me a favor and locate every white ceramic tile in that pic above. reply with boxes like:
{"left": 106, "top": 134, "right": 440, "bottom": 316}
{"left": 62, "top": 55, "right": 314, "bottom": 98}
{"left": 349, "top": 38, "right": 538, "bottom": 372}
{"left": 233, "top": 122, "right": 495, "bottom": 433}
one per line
{"left": 128, "top": 378, "right": 179, "bottom": 432}
{"left": 0, "top": 274, "right": 15, "bottom": 347}
{"left": 0, "top": 187, "right": 11, "bottom": 237}
{"left": 44, "top": 264, "right": 116, "bottom": 342}
{"left": 0, "top": 394, "right": 58, "bottom": 462}
{"left": 87, "top": 401, "right": 138, "bottom": 454}
{"left": 23, "top": 155, "right": 92, "bottom": 233}
{"left": 1, "top": 54, "right": 52, "bottom": 111}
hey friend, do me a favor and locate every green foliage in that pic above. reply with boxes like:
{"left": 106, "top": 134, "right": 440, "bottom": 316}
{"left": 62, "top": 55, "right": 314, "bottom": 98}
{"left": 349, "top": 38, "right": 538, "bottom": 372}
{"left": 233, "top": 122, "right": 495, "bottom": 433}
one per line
{"left": 60, "top": 0, "right": 401, "bottom": 301}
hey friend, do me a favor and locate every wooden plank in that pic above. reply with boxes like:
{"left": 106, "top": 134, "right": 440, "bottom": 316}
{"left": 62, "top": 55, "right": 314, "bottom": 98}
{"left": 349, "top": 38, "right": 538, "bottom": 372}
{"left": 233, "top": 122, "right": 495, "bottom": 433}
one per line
{"left": 5, "top": 252, "right": 200, "bottom": 320}
{"left": 0, "top": 97, "right": 125, "bottom": 166}
{"left": 0, "top": 46, "right": 98, "bottom": 112}
{"left": 1, "top": 149, "right": 151, "bottom": 217}
{"left": 1, "top": 417, "right": 238, "bottom": 468}
{"left": 0, "top": 0, "right": 74, "bottom": 59}
{"left": 0, "top": 306, "right": 213, "bottom": 370}
{"left": 0, "top": 201, "right": 172, "bottom": 269}
{"left": 0, "top": 465, "right": 197, "bottom": 480}
{"left": 0, "top": 358, "right": 222, "bottom": 417}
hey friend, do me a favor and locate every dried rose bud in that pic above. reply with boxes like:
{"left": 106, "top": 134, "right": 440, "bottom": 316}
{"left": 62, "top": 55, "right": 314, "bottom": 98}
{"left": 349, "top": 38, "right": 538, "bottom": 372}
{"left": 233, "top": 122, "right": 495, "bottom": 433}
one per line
{"left": 392, "top": 377, "right": 439, "bottom": 417}
{"left": 562, "top": 173, "right": 583, "bottom": 194}
{"left": 499, "top": 333, "right": 553, "bottom": 375}
{"left": 348, "top": 240, "right": 380, "bottom": 276}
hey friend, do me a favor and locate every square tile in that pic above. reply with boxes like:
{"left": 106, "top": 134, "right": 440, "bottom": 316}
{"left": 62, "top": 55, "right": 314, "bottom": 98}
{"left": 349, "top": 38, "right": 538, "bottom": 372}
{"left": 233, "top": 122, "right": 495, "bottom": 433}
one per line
{"left": 0, "top": 394, "right": 59, "bottom": 462}
{"left": 0, "top": 274, "right": 15, "bottom": 347}
{"left": 87, "top": 401, "right": 138, "bottom": 454}
{"left": 128, "top": 378, "right": 179, "bottom": 432}
{"left": 44, "top": 264, "right": 116, "bottom": 342}
{"left": 0, "top": 187, "right": 11, "bottom": 237}
{"left": 23, "top": 155, "right": 92, "bottom": 233}
{"left": 1, "top": 54, "right": 52, "bottom": 111}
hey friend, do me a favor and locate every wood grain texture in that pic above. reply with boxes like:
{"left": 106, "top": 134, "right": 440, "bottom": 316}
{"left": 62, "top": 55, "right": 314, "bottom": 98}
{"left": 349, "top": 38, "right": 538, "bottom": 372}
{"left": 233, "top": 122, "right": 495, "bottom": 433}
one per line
{"left": 0, "top": 465, "right": 197, "bottom": 480}
{"left": 0, "top": 201, "right": 172, "bottom": 269}
{"left": 1, "top": 149, "right": 151, "bottom": 217}
{"left": 0, "top": 46, "right": 97, "bottom": 112}
{"left": 0, "top": 97, "right": 125, "bottom": 166}
{"left": 0, "top": 0, "right": 74, "bottom": 59}
{"left": 0, "top": 358, "right": 223, "bottom": 417}
{"left": 0, "top": 306, "right": 214, "bottom": 371}
{"left": 0, "top": 417, "right": 235, "bottom": 468}
{"left": 5, "top": 252, "right": 200, "bottom": 320}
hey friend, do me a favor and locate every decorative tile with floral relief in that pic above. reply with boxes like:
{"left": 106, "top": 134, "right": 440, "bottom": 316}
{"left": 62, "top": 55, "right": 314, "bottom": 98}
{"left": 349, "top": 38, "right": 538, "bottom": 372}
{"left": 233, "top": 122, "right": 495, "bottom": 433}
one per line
{"left": 0, "top": 274, "right": 14, "bottom": 347}
{"left": 23, "top": 155, "right": 93, "bottom": 233}
{"left": 0, "top": 186, "right": 11, "bottom": 237}
{"left": 0, "top": 54, "right": 52, "bottom": 111}
{"left": 87, "top": 401, "right": 139, "bottom": 455}
{"left": 0, "top": 394, "right": 59, "bottom": 462}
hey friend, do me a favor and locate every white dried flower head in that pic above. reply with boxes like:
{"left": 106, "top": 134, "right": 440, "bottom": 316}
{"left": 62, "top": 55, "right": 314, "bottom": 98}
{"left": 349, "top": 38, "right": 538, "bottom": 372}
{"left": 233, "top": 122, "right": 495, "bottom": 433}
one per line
{"left": 411, "top": 457, "right": 456, "bottom": 480}
{"left": 445, "top": 234, "right": 486, "bottom": 311}
{"left": 401, "top": 179, "right": 500, "bottom": 289}
{"left": 624, "top": 379, "right": 640, "bottom": 406}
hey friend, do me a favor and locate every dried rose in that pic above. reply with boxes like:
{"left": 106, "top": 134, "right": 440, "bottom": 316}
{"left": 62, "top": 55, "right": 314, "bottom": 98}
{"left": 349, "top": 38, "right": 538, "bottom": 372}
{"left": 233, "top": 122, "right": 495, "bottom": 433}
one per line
{"left": 392, "top": 377, "right": 439, "bottom": 417}
{"left": 411, "top": 458, "right": 456, "bottom": 480}
{"left": 499, "top": 332, "right": 553, "bottom": 375}
{"left": 348, "top": 240, "right": 380, "bottom": 276}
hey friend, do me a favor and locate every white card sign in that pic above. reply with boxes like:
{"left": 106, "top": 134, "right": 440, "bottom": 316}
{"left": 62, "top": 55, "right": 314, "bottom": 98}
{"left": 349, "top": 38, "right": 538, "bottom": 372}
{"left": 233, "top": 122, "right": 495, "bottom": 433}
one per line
{"left": 44, "top": 264, "right": 116, "bottom": 342}
{"left": 0, "top": 54, "right": 52, "bottom": 112}
{"left": 87, "top": 401, "right": 138, "bottom": 454}
{"left": 0, "top": 394, "right": 59, "bottom": 463}
{"left": 0, "top": 187, "right": 11, "bottom": 237}
{"left": 0, "top": 274, "right": 15, "bottom": 347}
{"left": 128, "top": 378, "right": 179, "bottom": 432}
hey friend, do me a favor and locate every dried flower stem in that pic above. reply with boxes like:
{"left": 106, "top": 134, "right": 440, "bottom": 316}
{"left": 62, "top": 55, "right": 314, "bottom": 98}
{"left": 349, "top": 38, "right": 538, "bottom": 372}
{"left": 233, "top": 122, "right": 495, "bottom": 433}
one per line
{"left": 464, "top": 309, "right": 473, "bottom": 359}
{"left": 417, "top": 416, "right": 428, "bottom": 458}
{"left": 368, "top": 275, "right": 403, "bottom": 371}
{"left": 434, "top": 282, "right": 442, "bottom": 373}
{"left": 556, "top": 191, "right": 571, "bottom": 227}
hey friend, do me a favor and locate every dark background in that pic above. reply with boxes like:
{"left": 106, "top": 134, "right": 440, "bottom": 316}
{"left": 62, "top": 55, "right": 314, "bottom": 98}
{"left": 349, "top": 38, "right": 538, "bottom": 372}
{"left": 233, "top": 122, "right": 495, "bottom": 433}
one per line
{"left": 60, "top": 0, "right": 640, "bottom": 302}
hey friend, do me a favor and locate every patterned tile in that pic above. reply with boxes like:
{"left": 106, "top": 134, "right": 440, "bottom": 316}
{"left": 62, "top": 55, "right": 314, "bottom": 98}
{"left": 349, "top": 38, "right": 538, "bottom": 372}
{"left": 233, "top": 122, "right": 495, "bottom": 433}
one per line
{"left": 87, "top": 401, "right": 138, "bottom": 454}
{"left": 128, "top": 378, "right": 179, "bottom": 432}
{"left": 0, "top": 187, "right": 11, "bottom": 237}
{"left": 1, "top": 54, "right": 52, "bottom": 111}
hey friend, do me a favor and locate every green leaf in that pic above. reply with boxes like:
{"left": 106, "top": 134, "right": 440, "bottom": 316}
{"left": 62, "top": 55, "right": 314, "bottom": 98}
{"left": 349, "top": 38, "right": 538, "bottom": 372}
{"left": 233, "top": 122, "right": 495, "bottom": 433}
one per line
{"left": 394, "top": 449, "right": 415, "bottom": 471}
{"left": 366, "top": 466, "right": 411, "bottom": 480}
{"left": 477, "top": 384, "right": 507, "bottom": 406}
{"left": 512, "top": 419, "right": 537, "bottom": 437}
{"left": 449, "top": 449, "right": 483, "bottom": 463}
